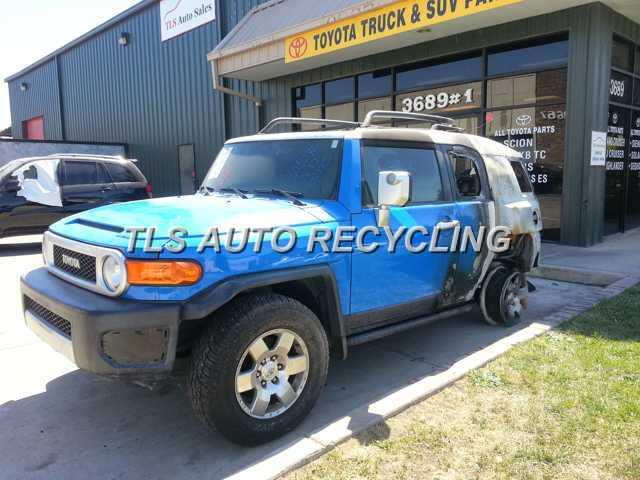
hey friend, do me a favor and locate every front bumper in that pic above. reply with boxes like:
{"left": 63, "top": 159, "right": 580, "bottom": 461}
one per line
{"left": 21, "top": 267, "right": 181, "bottom": 378}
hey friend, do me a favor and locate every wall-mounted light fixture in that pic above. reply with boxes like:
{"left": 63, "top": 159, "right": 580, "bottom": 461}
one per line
{"left": 118, "top": 32, "right": 130, "bottom": 46}
{"left": 20, "top": 83, "right": 28, "bottom": 92}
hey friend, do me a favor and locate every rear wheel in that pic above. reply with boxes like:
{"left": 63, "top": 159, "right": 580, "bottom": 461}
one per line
{"left": 188, "top": 293, "right": 329, "bottom": 445}
{"left": 480, "top": 266, "right": 525, "bottom": 327}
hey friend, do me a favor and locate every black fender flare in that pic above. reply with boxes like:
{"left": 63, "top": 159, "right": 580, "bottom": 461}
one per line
{"left": 181, "top": 265, "right": 348, "bottom": 359}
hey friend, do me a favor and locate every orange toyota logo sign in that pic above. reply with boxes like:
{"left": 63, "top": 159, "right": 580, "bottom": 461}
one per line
{"left": 289, "top": 37, "right": 308, "bottom": 59}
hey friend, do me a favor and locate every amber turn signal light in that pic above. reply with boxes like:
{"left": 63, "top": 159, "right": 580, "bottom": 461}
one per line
{"left": 126, "top": 260, "right": 202, "bottom": 286}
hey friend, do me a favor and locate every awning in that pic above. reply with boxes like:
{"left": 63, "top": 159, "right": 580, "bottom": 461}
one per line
{"left": 208, "top": 0, "right": 640, "bottom": 83}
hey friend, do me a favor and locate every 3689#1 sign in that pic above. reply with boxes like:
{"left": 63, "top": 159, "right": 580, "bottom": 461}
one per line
{"left": 285, "top": 0, "right": 523, "bottom": 63}
{"left": 160, "top": 0, "right": 215, "bottom": 42}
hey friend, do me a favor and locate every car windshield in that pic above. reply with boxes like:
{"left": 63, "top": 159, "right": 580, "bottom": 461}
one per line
{"left": 0, "top": 159, "right": 28, "bottom": 182}
{"left": 202, "top": 139, "right": 343, "bottom": 200}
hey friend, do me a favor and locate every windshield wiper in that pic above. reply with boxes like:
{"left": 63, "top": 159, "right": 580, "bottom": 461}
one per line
{"left": 199, "top": 186, "right": 248, "bottom": 199}
{"left": 219, "top": 187, "right": 249, "bottom": 199}
{"left": 253, "top": 189, "right": 306, "bottom": 206}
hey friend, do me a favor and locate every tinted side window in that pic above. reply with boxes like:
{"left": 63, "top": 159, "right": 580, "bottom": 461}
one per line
{"left": 63, "top": 162, "right": 99, "bottom": 186}
{"left": 510, "top": 160, "right": 533, "bottom": 193}
{"left": 362, "top": 145, "right": 443, "bottom": 206}
{"left": 106, "top": 163, "right": 138, "bottom": 183}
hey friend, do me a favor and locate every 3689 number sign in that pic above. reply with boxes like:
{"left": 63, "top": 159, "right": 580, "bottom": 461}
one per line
{"left": 402, "top": 88, "right": 474, "bottom": 113}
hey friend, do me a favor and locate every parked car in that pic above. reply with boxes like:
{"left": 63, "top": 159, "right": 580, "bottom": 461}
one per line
{"left": 0, "top": 154, "right": 149, "bottom": 239}
{"left": 20, "top": 112, "right": 541, "bottom": 445}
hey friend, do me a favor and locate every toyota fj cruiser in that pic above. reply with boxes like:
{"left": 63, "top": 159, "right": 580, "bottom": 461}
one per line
{"left": 20, "top": 112, "right": 541, "bottom": 445}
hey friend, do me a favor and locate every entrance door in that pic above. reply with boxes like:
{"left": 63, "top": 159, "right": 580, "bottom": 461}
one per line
{"left": 605, "top": 106, "right": 628, "bottom": 235}
{"left": 22, "top": 116, "right": 44, "bottom": 140}
{"left": 626, "top": 111, "right": 640, "bottom": 230}
{"left": 179, "top": 144, "right": 196, "bottom": 195}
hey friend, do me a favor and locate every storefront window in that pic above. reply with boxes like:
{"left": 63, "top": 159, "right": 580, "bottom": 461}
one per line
{"left": 395, "top": 54, "right": 482, "bottom": 91}
{"left": 487, "top": 70, "right": 567, "bottom": 108}
{"left": 325, "top": 103, "right": 355, "bottom": 122}
{"left": 487, "top": 38, "right": 568, "bottom": 76}
{"left": 291, "top": 35, "right": 569, "bottom": 240}
{"left": 486, "top": 104, "right": 566, "bottom": 241}
{"left": 358, "top": 70, "right": 392, "bottom": 99}
{"left": 295, "top": 84, "right": 321, "bottom": 108}
{"left": 634, "top": 78, "right": 640, "bottom": 107}
{"left": 612, "top": 38, "right": 634, "bottom": 72}
{"left": 299, "top": 106, "right": 323, "bottom": 130}
{"left": 295, "top": 84, "right": 322, "bottom": 119}
{"left": 636, "top": 46, "right": 640, "bottom": 75}
{"left": 358, "top": 97, "right": 393, "bottom": 122}
{"left": 325, "top": 78, "right": 354, "bottom": 104}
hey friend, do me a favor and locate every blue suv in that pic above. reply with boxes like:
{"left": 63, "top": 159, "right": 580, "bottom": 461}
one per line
{"left": 20, "top": 112, "right": 542, "bottom": 445}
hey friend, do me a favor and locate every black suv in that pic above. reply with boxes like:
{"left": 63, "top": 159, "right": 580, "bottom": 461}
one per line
{"left": 0, "top": 154, "right": 149, "bottom": 239}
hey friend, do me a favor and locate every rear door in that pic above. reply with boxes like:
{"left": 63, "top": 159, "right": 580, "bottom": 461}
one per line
{"left": 104, "top": 161, "right": 148, "bottom": 202}
{"left": 60, "top": 160, "right": 114, "bottom": 213}
{"left": 348, "top": 140, "right": 459, "bottom": 333}
{"left": 442, "top": 145, "right": 494, "bottom": 305}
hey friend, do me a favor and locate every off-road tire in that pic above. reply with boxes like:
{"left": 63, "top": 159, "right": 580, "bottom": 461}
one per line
{"left": 188, "top": 292, "right": 329, "bottom": 445}
{"left": 480, "top": 266, "right": 524, "bottom": 327}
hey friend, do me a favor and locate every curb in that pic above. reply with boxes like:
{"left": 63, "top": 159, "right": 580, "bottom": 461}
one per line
{"left": 228, "top": 275, "right": 640, "bottom": 480}
{"left": 531, "top": 264, "right": 625, "bottom": 287}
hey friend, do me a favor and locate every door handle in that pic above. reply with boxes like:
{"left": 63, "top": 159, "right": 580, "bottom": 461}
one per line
{"left": 436, "top": 220, "right": 460, "bottom": 230}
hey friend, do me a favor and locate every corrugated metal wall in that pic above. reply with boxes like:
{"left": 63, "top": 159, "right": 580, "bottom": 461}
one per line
{"left": 58, "top": 3, "right": 226, "bottom": 196}
{"left": 8, "top": 59, "right": 63, "bottom": 140}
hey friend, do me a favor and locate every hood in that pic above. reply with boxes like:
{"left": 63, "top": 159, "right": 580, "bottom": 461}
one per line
{"left": 51, "top": 194, "right": 336, "bottom": 251}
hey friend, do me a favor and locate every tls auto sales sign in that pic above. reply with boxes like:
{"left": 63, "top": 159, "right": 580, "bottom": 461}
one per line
{"left": 160, "top": 0, "right": 215, "bottom": 42}
{"left": 286, "top": 0, "right": 522, "bottom": 63}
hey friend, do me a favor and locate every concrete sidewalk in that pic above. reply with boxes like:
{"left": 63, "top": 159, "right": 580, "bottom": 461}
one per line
{"left": 541, "top": 228, "right": 640, "bottom": 276}
{"left": 0, "top": 235, "right": 638, "bottom": 480}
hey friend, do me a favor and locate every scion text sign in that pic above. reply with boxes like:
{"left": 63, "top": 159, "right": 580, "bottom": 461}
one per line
{"left": 160, "top": 0, "right": 215, "bottom": 42}
{"left": 285, "top": 0, "right": 522, "bottom": 63}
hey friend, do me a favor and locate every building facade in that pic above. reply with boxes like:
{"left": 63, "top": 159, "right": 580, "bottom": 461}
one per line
{"left": 5, "top": 0, "right": 640, "bottom": 246}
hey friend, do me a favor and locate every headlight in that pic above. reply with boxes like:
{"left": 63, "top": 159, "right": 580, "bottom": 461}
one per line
{"left": 102, "top": 255, "right": 125, "bottom": 292}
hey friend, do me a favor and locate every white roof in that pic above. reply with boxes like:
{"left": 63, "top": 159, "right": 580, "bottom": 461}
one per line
{"left": 227, "top": 127, "right": 522, "bottom": 158}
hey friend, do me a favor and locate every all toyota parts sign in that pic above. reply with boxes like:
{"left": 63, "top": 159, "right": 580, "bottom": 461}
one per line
{"left": 160, "top": 0, "right": 215, "bottom": 42}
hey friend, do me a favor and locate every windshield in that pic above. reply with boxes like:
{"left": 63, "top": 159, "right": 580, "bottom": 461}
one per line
{"left": 202, "top": 139, "right": 343, "bottom": 199}
{"left": 0, "top": 159, "right": 28, "bottom": 182}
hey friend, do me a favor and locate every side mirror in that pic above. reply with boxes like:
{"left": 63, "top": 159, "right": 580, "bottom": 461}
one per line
{"left": 377, "top": 171, "right": 410, "bottom": 227}
{"left": 1, "top": 178, "right": 20, "bottom": 193}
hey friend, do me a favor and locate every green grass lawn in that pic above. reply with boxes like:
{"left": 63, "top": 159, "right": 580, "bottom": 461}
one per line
{"left": 287, "top": 285, "right": 640, "bottom": 480}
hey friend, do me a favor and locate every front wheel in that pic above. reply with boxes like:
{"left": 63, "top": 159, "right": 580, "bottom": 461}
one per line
{"left": 188, "top": 293, "right": 329, "bottom": 445}
{"left": 480, "top": 266, "right": 526, "bottom": 327}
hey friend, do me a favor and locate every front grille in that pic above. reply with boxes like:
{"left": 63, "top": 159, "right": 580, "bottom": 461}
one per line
{"left": 24, "top": 296, "right": 72, "bottom": 338}
{"left": 53, "top": 245, "right": 96, "bottom": 282}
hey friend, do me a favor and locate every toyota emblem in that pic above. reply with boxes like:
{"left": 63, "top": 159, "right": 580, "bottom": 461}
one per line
{"left": 289, "top": 37, "right": 308, "bottom": 59}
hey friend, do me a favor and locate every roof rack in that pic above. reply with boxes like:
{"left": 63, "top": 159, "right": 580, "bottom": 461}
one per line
{"left": 259, "top": 117, "right": 360, "bottom": 134}
{"left": 431, "top": 123, "right": 464, "bottom": 133}
{"left": 361, "top": 110, "right": 457, "bottom": 128}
